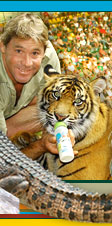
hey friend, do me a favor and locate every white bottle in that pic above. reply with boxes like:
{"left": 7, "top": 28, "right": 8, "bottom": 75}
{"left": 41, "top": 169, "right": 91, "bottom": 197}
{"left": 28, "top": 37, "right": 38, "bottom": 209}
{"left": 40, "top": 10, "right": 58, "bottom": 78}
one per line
{"left": 54, "top": 121, "right": 74, "bottom": 163}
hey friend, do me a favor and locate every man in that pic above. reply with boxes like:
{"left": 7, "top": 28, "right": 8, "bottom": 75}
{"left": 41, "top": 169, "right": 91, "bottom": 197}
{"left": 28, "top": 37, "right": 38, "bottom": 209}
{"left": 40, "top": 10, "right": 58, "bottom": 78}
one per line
{"left": 0, "top": 13, "right": 74, "bottom": 159}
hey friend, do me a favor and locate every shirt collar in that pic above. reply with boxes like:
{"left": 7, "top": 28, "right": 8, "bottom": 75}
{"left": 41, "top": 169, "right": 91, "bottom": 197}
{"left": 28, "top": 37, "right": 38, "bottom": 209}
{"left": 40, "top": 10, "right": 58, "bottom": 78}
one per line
{"left": 44, "top": 40, "right": 52, "bottom": 59}
{"left": 0, "top": 52, "right": 15, "bottom": 88}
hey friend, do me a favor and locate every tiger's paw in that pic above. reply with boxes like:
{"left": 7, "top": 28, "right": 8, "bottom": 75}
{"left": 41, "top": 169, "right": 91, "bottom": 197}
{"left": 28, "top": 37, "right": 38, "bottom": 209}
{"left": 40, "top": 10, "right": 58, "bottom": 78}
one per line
{"left": 11, "top": 132, "right": 39, "bottom": 150}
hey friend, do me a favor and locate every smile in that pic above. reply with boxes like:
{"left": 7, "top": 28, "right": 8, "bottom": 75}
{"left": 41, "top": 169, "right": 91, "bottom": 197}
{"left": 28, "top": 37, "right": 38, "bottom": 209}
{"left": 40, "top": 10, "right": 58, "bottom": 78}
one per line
{"left": 18, "top": 68, "right": 32, "bottom": 74}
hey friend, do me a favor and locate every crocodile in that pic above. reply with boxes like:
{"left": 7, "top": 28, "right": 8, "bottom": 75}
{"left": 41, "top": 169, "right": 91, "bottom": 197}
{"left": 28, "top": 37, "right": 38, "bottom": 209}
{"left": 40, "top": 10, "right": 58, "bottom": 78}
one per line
{"left": 0, "top": 131, "right": 112, "bottom": 222}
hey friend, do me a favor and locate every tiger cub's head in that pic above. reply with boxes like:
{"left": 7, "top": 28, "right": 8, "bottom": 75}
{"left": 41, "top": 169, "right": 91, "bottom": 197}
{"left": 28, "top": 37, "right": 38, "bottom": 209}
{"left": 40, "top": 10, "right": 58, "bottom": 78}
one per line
{"left": 37, "top": 65, "right": 106, "bottom": 142}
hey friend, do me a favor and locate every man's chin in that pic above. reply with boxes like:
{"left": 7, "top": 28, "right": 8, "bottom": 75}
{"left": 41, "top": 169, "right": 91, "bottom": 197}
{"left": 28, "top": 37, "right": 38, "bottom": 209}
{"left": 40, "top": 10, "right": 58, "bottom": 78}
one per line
{"left": 15, "top": 74, "right": 33, "bottom": 84}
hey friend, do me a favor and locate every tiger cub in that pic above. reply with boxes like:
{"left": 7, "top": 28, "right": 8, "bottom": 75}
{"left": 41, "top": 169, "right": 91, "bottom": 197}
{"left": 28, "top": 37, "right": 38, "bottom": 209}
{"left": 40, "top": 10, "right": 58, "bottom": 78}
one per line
{"left": 12, "top": 65, "right": 112, "bottom": 180}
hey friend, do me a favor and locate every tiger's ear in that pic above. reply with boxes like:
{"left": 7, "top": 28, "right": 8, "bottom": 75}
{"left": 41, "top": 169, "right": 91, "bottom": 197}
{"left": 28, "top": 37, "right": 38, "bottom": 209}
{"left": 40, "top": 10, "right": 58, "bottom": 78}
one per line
{"left": 91, "top": 77, "right": 107, "bottom": 96}
{"left": 44, "top": 64, "right": 60, "bottom": 80}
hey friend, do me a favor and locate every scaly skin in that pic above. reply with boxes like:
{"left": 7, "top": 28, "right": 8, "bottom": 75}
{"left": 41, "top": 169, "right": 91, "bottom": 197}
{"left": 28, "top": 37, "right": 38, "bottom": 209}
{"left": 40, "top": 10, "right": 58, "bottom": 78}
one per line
{"left": 0, "top": 131, "right": 112, "bottom": 222}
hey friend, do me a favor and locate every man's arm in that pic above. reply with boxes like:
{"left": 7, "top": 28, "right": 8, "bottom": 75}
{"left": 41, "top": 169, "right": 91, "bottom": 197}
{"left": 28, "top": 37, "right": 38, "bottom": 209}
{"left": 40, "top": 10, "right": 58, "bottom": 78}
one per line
{"left": 6, "top": 104, "right": 42, "bottom": 138}
{"left": 6, "top": 96, "right": 42, "bottom": 137}
{"left": 5, "top": 96, "right": 58, "bottom": 158}
{"left": 15, "top": 132, "right": 58, "bottom": 160}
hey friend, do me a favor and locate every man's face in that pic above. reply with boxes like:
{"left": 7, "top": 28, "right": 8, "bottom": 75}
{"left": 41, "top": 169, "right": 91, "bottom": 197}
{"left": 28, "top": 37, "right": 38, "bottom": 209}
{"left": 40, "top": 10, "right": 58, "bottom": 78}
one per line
{"left": 1, "top": 37, "right": 45, "bottom": 84}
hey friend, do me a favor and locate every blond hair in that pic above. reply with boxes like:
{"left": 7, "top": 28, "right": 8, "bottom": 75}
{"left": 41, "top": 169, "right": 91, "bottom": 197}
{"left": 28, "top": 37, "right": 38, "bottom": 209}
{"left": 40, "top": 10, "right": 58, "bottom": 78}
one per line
{"left": 0, "top": 13, "right": 48, "bottom": 48}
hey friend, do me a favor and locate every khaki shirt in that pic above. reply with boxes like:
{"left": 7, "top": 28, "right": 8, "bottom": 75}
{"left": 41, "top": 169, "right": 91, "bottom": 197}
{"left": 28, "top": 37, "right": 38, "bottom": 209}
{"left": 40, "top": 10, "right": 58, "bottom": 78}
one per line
{"left": 0, "top": 40, "right": 61, "bottom": 134}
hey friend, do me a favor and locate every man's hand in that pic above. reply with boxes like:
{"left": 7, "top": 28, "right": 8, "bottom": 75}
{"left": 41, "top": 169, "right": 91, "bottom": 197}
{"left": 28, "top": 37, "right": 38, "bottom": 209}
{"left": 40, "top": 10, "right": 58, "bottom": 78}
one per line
{"left": 42, "top": 133, "right": 58, "bottom": 154}
{"left": 68, "top": 129, "right": 78, "bottom": 155}
{"left": 11, "top": 129, "right": 77, "bottom": 160}
{"left": 41, "top": 129, "right": 77, "bottom": 155}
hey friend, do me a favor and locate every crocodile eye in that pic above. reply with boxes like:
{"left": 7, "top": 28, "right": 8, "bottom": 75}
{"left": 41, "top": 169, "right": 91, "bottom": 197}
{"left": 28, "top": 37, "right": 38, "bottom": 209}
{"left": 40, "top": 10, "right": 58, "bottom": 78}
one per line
{"left": 52, "top": 91, "right": 60, "bottom": 100}
{"left": 74, "top": 98, "right": 82, "bottom": 106}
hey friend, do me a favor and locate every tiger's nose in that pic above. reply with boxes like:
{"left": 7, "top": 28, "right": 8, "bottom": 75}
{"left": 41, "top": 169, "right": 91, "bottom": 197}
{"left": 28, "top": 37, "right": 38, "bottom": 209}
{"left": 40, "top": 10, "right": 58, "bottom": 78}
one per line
{"left": 54, "top": 112, "right": 68, "bottom": 121}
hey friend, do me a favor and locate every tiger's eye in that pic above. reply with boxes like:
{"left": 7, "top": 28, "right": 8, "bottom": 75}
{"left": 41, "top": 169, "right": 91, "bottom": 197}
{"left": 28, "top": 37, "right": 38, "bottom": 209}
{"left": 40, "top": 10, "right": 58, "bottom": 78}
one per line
{"left": 75, "top": 99, "right": 81, "bottom": 104}
{"left": 53, "top": 91, "right": 60, "bottom": 99}
{"left": 74, "top": 98, "right": 82, "bottom": 105}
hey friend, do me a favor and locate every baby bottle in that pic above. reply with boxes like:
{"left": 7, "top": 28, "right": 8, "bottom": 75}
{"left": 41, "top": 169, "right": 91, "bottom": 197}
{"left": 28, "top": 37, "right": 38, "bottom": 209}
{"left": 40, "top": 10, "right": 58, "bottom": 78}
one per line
{"left": 54, "top": 121, "right": 74, "bottom": 163}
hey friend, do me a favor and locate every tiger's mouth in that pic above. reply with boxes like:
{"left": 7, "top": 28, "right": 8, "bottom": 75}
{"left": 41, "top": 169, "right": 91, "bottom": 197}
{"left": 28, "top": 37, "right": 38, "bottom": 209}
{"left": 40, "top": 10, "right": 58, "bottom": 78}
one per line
{"left": 39, "top": 101, "right": 96, "bottom": 139}
{"left": 44, "top": 114, "right": 83, "bottom": 136}
{"left": 43, "top": 109, "right": 95, "bottom": 143}
{"left": 44, "top": 117, "right": 87, "bottom": 144}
